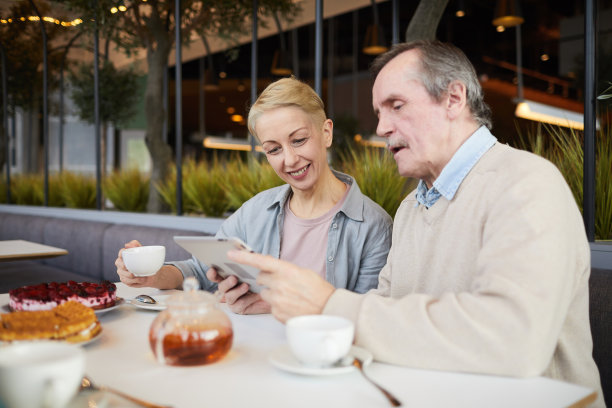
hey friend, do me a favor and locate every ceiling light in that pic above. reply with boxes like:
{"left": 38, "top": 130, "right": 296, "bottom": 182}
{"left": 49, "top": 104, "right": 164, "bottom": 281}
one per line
{"left": 492, "top": 0, "right": 524, "bottom": 27}
{"left": 515, "top": 100, "right": 589, "bottom": 130}
{"left": 203, "top": 137, "right": 263, "bottom": 152}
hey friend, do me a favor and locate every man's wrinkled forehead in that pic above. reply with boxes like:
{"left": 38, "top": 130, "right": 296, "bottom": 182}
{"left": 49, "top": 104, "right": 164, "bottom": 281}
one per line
{"left": 373, "top": 52, "right": 423, "bottom": 108}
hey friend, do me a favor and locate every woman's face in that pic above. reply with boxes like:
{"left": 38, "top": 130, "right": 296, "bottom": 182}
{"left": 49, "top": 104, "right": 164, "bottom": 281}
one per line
{"left": 255, "top": 106, "right": 332, "bottom": 193}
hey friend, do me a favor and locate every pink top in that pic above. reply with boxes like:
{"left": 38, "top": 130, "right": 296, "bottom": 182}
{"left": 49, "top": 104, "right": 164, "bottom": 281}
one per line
{"left": 280, "top": 186, "right": 349, "bottom": 279}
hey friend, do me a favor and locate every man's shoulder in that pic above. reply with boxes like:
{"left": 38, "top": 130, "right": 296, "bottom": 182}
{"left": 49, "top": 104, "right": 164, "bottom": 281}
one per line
{"left": 478, "top": 142, "right": 562, "bottom": 179}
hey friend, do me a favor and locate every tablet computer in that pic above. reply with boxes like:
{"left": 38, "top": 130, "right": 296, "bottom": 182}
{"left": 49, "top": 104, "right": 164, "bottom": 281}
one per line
{"left": 173, "top": 236, "right": 263, "bottom": 293}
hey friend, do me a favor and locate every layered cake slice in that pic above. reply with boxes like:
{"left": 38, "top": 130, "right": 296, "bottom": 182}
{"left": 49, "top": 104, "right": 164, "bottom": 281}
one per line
{"left": 9, "top": 280, "right": 117, "bottom": 311}
{"left": 0, "top": 301, "right": 102, "bottom": 343}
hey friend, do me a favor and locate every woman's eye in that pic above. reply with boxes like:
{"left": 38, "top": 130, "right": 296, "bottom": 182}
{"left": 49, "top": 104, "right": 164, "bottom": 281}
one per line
{"left": 293, "top": 138, "right": 307, "bottom": 146}
{"left": 392, "top": 103, "right": 403, "bottom": 111}
{"left": 265, "top": 146, "right": 281, "bottom": 155}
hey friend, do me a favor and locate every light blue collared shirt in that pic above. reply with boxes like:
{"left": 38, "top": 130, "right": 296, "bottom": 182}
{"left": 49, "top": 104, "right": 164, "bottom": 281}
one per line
{"left": 169, "top": 170, "right": 393, "bottom": 294}
{"left": 416, "top": 126, "right": 497, "bottom": 208}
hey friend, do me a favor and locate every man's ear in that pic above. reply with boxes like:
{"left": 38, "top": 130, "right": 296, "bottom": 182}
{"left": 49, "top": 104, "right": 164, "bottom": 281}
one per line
{"left": 322, "top": 119, "right": 334, "bottom": 148}
{"left": 446, "top": 80, "right": 467, "bottom": 120}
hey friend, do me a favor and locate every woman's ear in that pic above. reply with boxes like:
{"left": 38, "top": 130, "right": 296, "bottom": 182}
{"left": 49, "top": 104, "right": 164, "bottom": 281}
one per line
{"left": 446, "top": 80, "right": 467, "bottom": 120}
{"left": 322, "top": 119, "right": 334, "bottom": 148}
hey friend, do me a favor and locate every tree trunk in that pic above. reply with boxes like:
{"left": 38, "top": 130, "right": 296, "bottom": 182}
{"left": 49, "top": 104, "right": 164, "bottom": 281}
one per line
{"left": 405, "top": 0, "right": 450, "bottom": 41}
{"left": 144, "top": 42, "right": 173, "bottom": 213}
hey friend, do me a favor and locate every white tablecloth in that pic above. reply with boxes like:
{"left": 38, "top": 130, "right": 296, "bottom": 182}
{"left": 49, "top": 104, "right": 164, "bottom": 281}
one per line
{"left": 0, "top": 283, "right": 597, "bottom": 408}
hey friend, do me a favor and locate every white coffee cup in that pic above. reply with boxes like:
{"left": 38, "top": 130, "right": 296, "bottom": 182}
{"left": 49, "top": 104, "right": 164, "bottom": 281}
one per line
{"left": 122, "top": 245, "right": 166, "bottom": 276}
{"left": 0, "top": 342, "right": 85, "bottom": 408}
{"left": 286, "top": 315, "right": 355, "bottom": 367}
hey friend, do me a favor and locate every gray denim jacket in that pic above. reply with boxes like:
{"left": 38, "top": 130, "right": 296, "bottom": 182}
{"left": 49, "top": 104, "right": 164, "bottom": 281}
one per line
{"left": 169, "top": 170, "right": 393, "bottom": 294}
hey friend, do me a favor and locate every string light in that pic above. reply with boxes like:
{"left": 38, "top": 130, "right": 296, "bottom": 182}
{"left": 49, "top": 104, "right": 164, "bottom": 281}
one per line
{"left": 0, "top": 15, "right": 83, "bottom": 26}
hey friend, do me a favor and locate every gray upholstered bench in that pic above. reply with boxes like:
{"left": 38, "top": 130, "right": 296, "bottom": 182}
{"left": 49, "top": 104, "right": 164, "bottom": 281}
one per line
{"left": 0, "top": 206, "right": 223, "bottom": 293}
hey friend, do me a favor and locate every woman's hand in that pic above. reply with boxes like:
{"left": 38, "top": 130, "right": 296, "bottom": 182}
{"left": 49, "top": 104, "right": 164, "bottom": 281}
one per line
{"left": 115, "top": 240, "right": 182, "bottom": 289}
{"left": 227, "top": 250, "right": 335, "bottom": 323}
{"left": 206, "top": 268, "right": 271, "bottom": 315}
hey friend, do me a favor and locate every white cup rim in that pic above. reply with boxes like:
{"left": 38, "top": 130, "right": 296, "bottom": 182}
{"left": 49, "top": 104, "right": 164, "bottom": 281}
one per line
{"left": 286, "top": 314, "right": 353, "bottom": 330}
{"left": 123, "top": 245, "right": 165, "bottom": 254}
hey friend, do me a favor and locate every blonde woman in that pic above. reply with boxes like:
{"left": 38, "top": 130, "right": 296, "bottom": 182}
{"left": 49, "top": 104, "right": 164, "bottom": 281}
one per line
{"left": 116, "top": 77, "right": 392, "bottom": 315}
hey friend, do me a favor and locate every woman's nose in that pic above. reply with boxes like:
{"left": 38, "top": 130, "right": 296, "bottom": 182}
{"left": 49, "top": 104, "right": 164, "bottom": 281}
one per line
{"left": 284, "top": 147, "right": 299, "bottom": 166}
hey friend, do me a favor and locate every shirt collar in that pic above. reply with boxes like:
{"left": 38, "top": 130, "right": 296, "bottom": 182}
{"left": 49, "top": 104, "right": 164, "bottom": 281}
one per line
{"left": 268, "top": 170, "right": 364, "bottom": 221}
{"left": 416, "top": 126, "right": 497, "bottom": 207}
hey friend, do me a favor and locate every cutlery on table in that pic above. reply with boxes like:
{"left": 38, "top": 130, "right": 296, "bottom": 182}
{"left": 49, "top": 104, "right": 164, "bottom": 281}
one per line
{"left": 126, "top": 294, "right": 158, "bottom": 304}
{"left": 80, "top": 376, "right": 172, "bottom": 408}
{"left": 352, "top": 357, "right": 402, "bottom": 407}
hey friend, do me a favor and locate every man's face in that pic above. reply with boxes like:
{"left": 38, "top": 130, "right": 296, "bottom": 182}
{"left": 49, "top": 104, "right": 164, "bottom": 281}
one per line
{"left": 372, "top": 50, "right": 452, "bottom": 186}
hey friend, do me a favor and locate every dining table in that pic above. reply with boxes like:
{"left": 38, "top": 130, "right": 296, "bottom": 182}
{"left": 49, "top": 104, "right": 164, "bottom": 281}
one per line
{"left": 0, "top": 239, "right": 68, "bottom": 261}
{"left": 0, "top": 283, "right": 598, "bottom": 408}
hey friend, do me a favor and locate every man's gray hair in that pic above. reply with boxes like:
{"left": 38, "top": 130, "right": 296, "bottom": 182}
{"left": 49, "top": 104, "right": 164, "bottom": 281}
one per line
{"left": 371, "top": 40, "right": 492, "bottom": 130}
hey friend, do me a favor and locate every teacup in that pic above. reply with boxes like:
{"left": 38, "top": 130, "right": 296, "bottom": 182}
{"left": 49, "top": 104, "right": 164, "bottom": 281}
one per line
{"left": 122, "top": 245, "right": 166, "bottom": 276}
{"left": 286, "top": 315, "right": 355, "bottom": 367}
{"left": 0, "top": 342, "right": 85, "bottom": 408}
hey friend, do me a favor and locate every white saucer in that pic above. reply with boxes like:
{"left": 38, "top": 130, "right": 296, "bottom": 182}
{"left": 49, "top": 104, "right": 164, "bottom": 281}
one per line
{"left": 0, "top": 328, "right": 102, "bottom": 346}
{"left": 269, "top": 345, "right": 373, "bottom": 376}
{"left": 94, "top": 297, "right": 125, "bottom": 315}
{"left": 126, "top": 295, "right": 170, "bottom": 311}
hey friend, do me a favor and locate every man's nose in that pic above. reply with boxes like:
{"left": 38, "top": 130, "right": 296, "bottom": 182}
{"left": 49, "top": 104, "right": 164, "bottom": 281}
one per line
{"left": 376, "top": 115, "right": 393, "bottom": 138}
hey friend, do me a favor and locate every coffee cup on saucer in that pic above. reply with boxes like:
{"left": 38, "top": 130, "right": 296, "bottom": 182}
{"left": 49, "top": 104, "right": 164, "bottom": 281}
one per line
{"left": 0, "top": 342, "right": 85, "bottom": 408}
{"left": 286, "top": 315, "right": 355, "bottom": 367}
{"left": 122, "top": 245, "right": 166, "bottom": 277}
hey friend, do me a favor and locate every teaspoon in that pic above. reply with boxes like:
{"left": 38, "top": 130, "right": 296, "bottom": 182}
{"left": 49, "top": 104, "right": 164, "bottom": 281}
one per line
{"left": 352, "top": 357, "right": 402, "bottom": 406}
{"left": 134, "top": 294, "right": 157, "bottom": 304}
{"left": 80, "top": 376, "right": 172, "bottom": 408}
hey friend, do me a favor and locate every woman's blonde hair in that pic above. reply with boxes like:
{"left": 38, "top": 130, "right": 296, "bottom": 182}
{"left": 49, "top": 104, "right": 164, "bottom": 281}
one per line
{"left": 247, "top": 77, "right": 326, "bottom": 139}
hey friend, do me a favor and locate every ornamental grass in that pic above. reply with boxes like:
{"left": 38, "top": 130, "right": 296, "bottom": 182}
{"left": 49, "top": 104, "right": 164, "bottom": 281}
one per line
{"left": 340, "top": 146, "right": 415, "bottom": 217}
{"left": 104, "top": 169, "right": 149, "bottom": 212}
{"left": 182, "top": 158, "right": 230, "bottom": 217}
{"left": 517, "top": 121, "right": 612, "bottom": 240}
{"left": 222, "top": 156, "right": 283, "bottom": 211}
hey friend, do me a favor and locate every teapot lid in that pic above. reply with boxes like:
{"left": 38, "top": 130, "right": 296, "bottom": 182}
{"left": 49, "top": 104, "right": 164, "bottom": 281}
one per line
{"left": 166, "top": 277, "right": 217, "bottom": 307}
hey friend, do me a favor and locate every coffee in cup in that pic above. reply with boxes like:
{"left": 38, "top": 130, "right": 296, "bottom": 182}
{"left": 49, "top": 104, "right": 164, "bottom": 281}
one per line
{"left": 0, "top": 342, "right": 85, "bottom": 408}
{"left": 286, "top": 315, "right": 355, "bottom": 367}
{"left": 122, "top": 245, "right": 166, "bottom": 277}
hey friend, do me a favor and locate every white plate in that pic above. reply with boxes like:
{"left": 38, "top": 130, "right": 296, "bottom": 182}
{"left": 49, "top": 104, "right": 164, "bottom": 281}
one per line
{"left": 0, "top": 328, "right": 103, "bottom": 347}
{"left": 269, "top": 345, "right": 373, "bottom": 376}
{"left": 3, "top": 298, "right": 124, "bottom": 314}
{"left": 94, "top": 297, "right": 125, "bottom": 315}
{"left": 126, "top": 294, "right": 170, "bottom": 311}
{"left": 74, "top": 328, "right": 103, "bottom": 346}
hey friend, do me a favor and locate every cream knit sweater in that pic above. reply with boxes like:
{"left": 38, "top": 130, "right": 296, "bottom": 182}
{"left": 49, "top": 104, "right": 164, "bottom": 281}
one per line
{"left": 325, "top": 143, "right": 604, "bottom": 406}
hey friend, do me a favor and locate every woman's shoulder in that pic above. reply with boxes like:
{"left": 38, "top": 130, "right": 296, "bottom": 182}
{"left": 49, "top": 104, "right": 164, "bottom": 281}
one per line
{"left": 341, "top": 175, "right": 393, "bottom": 225}
{"left": 360, "top": 193, "right": 394, "bottom": 224}
{"left": 239, "top": 184, "right": 291, "bottom": 209}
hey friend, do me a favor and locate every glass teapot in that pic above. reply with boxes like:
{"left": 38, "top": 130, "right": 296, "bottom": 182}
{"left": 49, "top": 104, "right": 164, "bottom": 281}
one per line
{"left": 148, "top": 277, "right": 233, "bottom": 366}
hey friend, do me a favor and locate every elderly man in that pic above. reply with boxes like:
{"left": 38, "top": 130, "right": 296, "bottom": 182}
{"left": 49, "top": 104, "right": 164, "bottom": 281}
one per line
{"left": 226, "top": 40, "right": 603, "bottom": 405}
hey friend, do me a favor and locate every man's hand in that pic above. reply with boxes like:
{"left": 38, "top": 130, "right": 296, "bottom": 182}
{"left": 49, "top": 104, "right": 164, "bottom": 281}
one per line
{"left": 206, "top": 268, "right": 271, "bottom": 314}
{"left": 227, "top": 250, "right": 335, "bottom": 323}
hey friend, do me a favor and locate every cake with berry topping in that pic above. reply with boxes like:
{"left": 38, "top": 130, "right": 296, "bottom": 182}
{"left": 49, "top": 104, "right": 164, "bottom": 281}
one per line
{"left": 8, "top": 281, "right": 117, "bottom": 311}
